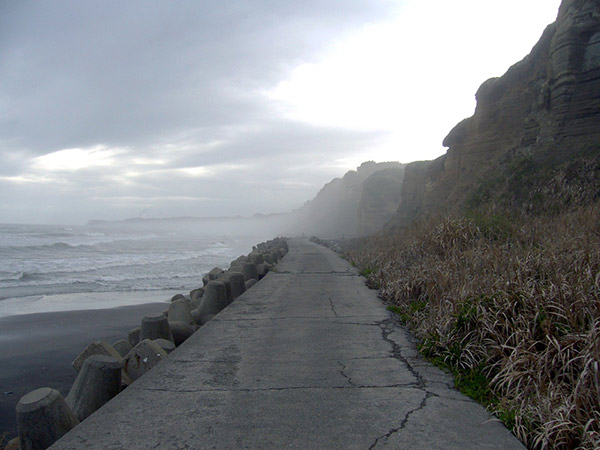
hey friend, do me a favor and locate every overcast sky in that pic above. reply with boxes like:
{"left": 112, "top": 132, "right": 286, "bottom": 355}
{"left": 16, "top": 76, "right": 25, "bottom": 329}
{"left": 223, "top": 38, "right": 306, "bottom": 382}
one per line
{"left": 0, "top": 0, "right": 561, "bottom": 225}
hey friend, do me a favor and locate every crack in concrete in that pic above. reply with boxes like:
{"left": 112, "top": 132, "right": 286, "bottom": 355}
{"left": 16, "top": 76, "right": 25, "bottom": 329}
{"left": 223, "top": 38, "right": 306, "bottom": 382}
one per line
{"left": 337, "top": 361, "right": 354, "bottom": 387}
{"left": 331, "top": 321, "right": 382, "bottom": 326}
{"left": 374, "top": 312, "right": 472, "bottom": 409}
{"left": 328, "top": 296, "right": 339, "bottom": 318}
{"left": 376, "top": 317, "right": 426, "bottom": 389}
{"left": 368, "top": 392, "right": 432, "bottom": 449}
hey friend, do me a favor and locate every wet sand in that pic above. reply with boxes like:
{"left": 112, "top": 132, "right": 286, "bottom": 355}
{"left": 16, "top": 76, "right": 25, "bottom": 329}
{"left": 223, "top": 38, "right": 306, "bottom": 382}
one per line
{"left": 0, "top": 302, "right": 169, "bottom": 440}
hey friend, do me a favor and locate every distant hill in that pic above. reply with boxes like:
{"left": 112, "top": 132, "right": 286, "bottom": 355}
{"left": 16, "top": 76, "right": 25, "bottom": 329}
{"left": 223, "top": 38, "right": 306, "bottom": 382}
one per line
{"left": 85, "top": 213, "right": 291, "bottom": 236}
{"left": 391, "top": 0, "right": 600, "bottom": 226}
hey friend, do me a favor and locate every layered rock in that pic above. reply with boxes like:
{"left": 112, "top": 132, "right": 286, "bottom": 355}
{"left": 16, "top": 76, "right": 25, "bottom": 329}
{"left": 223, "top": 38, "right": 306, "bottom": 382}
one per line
{"left": 292, "top": 161, "right": 405, "bottom": 237}
{"left": 357, "top": 167, "right": 406, "bottom": 235}
{"left": 394, "top": 0, "right": 600, "bottom": 225}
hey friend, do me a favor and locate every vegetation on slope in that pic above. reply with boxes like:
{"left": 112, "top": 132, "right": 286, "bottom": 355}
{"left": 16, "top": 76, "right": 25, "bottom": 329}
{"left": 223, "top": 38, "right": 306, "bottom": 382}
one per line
{"left": 344, "top": 206, "right": 600, "bottom": 449}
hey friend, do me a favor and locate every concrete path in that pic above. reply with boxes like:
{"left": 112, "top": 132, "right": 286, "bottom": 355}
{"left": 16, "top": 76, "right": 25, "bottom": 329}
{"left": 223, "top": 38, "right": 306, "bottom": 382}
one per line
{"left": 51, "top": 239, "right": 524, "bottom": 449}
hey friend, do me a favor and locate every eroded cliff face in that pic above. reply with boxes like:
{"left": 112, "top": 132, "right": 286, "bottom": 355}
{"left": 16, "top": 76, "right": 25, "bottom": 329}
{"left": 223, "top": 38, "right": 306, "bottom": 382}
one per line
{"left": 394, "top": 0, "right": 600, "bottom": 226}
{"left": 357, "top": 167, "right": 405, "bottom": 235}
{"left": 292, "top": 161, "right": 405, "bottom": 237}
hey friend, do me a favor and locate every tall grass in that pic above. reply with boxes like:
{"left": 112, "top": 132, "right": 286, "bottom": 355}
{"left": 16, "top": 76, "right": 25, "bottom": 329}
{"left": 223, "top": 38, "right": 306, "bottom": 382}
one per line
{"left": 344, "top": 205, "right": 600, "bottom": 449}
{"left": 0, "top": 432, "right": 8, "bottom": 449}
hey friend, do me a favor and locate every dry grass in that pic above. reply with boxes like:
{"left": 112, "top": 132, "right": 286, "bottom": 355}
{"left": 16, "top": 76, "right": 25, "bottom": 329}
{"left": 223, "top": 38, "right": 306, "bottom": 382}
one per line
{"left": 0, "top": 432, "right": 8, "bottom": 449}
{"left": 344, "top": 205, "right": 600, "bottom": 450}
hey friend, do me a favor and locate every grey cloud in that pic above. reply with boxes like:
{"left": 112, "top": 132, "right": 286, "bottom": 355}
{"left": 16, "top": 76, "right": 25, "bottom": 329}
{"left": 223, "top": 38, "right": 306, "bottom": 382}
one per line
{"left": 0, "top": 0, "right": 391, "bottom": 154}
{"left": 0, "top": 120, "right": 377, "bottom": 223}
{"left": 165, "top": 121, "right": 385, "bottom": 168}
{"left": 0, "top": 0, "right": 397, "bottom": 223}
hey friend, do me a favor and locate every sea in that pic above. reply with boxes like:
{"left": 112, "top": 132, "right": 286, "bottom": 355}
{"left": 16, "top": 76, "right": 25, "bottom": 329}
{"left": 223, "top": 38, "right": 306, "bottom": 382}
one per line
{"left": 0, "top": 220, "right": 270, "bottom": 318}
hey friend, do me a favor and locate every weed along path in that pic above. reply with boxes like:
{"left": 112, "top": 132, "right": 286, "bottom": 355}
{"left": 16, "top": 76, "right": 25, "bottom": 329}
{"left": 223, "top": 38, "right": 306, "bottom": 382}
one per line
{"left": 50, "top": 238, "right": 524, "bottom": 449}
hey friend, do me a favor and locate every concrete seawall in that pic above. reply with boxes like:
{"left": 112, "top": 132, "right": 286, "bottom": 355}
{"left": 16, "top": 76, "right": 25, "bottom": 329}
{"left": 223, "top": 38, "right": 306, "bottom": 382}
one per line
{"left": 49, "top": 238, "right": 524, "bottom": 449}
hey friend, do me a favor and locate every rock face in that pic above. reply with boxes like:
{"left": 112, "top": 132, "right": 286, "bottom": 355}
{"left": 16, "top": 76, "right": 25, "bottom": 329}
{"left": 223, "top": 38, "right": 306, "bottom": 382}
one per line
{"left": 292, "top": 161, "right": 405, "bottom": 237}
{"left": 357, "top": 167, "right": 405, "bottom": 235}
{"left": 393, "top": 0, "right": 600, "bottom": 225}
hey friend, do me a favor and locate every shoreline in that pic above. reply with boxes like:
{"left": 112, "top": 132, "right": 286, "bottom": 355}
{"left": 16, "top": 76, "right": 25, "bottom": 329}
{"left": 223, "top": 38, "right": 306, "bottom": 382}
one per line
{"left": 0, "top": 301, "right": 169, "bottom": 440}
{"left": 1, "top": 236, "right": 288, "bottom": 447}
{"left": 0, "top": 289, "right": 178, "bottom": 319}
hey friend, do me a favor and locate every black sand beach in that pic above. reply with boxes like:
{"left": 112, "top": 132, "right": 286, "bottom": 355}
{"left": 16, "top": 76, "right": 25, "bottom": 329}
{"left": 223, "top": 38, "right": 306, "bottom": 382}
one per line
{"left": 0, "top": 302, "right": 168, "bottom": 440}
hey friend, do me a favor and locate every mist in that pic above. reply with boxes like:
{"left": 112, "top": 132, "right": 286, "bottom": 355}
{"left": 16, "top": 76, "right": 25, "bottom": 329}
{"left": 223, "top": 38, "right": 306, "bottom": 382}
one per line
{"left": 0, "top": 0, "right": 561, "bottom": 225}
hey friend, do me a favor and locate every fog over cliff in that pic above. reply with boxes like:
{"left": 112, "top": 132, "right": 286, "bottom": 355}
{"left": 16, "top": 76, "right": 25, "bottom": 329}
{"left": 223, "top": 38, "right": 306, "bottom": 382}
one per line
{"left": 0, "top": 1, "right": 560, "bottom": 225}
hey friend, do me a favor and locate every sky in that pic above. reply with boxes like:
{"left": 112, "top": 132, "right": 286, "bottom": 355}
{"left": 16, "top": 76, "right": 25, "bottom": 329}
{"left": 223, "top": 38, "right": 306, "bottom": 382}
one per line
{"left": 0, "top": 0, "right": 562, "bottom": 225}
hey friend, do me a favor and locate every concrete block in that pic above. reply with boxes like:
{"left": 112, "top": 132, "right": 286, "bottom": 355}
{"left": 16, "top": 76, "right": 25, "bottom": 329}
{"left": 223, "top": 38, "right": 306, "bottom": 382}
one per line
{"left": 227, "top": 272, "right": 246, "bottom": 300}
{"left": 66, "top": 355, "right": 121, "bottom": 422}
{"left": 245, "top": 279, "right": 258, "bottom": 290}
{"left": 217, "top": 272, "right": 234, "bottom": 304}
{"left": 256, "top": 263, "right": 269, "bottom": 279}
{"left": 229, "top": 255, "right": 247, "bottom": 272}
{"left": 167, "top": 299, "right": 195, "bottom": 328}
{"left": 123, "top": 339, "right": 168, "bottom": 382}
{"left": 200, "top": 313, "right": 215, "bottom": 325}
{"left": 190, "top": 287, "right": 204, "bottom": 303}
{"left": 112, "top": 339, "right": 133, "bottom": 358}
{"left": 171, "top": 293, "right": 185, "bottom": 302}
{"left": 139, "top": 314, "right": 174, "bottom": 344}
{"left": 198, "top": 281, "right": 228, "bottom": 319}
{"left": 168, "top": 320, "right": 195, "bottom": 346}
{"left": 16, "top": 387, "right": 79, "bottom": 450}
{"left": 191, "top": 308, "right": 202, "bottom": 326}
{"left": 208, "top": 267, "right": 224, "bottom": 280}
{"left": 248, "top": 252, "right": 264, "bottom": 264}
{"left": 229, "top": 261, "right": 243, "bottom": 273}
{"left": 153, "top": 338, "right": 176, "bottom": 354}
{"left": 72, "top": 341, "right": 123, "bottom": 372}
{"left": 242, "top": 263, "right": 258, "bottom": 281}
{"left": 128, "top": 327, "right": 141, "bottom": 347}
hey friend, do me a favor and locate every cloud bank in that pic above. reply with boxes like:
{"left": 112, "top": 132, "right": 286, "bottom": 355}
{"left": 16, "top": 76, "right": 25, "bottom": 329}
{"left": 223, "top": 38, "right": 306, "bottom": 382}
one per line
{"left": 0, "top": 0, "right": 561, "bottom": 224}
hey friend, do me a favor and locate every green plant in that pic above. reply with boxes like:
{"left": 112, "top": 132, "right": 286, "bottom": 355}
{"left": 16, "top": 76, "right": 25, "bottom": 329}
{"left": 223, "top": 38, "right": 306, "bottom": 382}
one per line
{"left": 454, "top": 366, "right": 495, "bottom": 405}
{"left": 467, "top": 212, "right": 514, "bottom": 240}
{"left": 359, "top": 267, "right": 375, "bottom": 277}
{"left": 387, "top": 305, "right": 410, "bottom": 324}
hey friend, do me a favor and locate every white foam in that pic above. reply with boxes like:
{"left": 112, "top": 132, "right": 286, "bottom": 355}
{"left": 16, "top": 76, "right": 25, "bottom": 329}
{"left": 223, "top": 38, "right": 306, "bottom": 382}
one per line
{"left": 0, "top": 290, "right": 175, "bottom": 318}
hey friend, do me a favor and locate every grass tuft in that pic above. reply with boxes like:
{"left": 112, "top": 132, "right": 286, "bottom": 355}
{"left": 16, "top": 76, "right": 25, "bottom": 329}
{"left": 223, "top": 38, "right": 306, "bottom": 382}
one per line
{"left": 345, "top": 205, "right": 600, "bottom": 450}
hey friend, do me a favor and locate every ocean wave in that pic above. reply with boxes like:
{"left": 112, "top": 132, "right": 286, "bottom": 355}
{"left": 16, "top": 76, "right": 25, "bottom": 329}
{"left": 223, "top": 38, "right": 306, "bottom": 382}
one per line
{"left": 1, "top": 232, "right": 160, "bottom": 251}
{"left": 0, "top": 251, "right": 210, "bottom": 286}
{"left": 18, "top": 272, "right": 40, "bottom": 282}
{"left": 0, "top": 272, "right": 47, "bottom": 288}
{"left": 0, "top": 271, "right": 44, "bottom": 282}
{"left": 0, "top": 271, "right": 26, "bottom": 282}
{"left": 5, "top": 242, "right": 83, "bottom": 251}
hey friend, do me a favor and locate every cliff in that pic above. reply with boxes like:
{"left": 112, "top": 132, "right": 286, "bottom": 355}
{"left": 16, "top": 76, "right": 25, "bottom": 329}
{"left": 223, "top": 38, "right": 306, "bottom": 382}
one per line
{"left": 291, "top": 161, "right": 405, "bottom": 237}
{"left": 393, "top": 0, "right": 600, "bottom": 226}
{"left": 357, "top": 167, "right": 405, "bottom": 235}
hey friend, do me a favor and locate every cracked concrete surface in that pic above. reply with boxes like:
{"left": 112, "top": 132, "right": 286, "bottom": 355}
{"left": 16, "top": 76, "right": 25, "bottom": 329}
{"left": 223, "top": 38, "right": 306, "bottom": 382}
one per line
{"left": 50, "top": 238, "right": 524, "bottom": 449}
